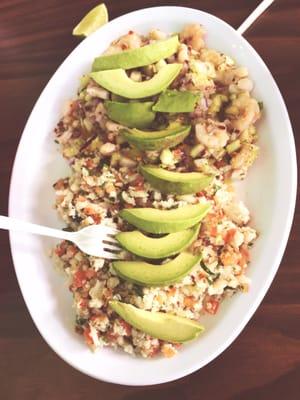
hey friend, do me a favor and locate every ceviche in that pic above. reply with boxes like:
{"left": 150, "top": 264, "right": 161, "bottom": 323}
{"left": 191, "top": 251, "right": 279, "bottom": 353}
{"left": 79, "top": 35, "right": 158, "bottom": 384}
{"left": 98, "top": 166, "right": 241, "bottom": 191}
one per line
{"left": 52, "top": 24, "right": 260, "bottom": 358}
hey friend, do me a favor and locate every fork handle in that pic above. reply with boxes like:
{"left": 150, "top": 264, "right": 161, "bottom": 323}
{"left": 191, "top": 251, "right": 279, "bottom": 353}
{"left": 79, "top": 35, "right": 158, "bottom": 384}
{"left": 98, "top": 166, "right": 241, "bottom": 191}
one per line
{"left": 237, "top": 0, "right": 275, "bottom": 35}
{"left": 0, "top": 215, "right": 74, "bottom": 241}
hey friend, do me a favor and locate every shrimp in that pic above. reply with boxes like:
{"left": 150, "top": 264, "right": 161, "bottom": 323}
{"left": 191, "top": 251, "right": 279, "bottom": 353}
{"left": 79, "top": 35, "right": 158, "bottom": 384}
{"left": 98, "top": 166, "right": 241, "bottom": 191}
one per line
{"left": 200, "top": 49, "right": 226, "bottom": 67}
{"left": 180, "top": 24, "right": 206, "bottom": 51}
{"left": 100, "top": 142, "right": 116, "bottom": 156}
{"left": 94, "top": 102, "right": 107, "bottom": 130}
{"left": 177, "top": 43, "right": 189, "bottom": 63}
{"left": 105, "top": 31, "right": 142, "bottom": 54}
{"left": 226, "top": 93, "right": 260, "bottom": 132}
{"left": 149, "top": 29, "right": 167, "bottom": 41}
{"left": 217, "top": 66, "right": 248, "bottom": 86}
{"left": 86, "top": 85, "right": 109, "bottom": 100}
{"left": 195, "top": 120, "right": 229, "bottom": 150}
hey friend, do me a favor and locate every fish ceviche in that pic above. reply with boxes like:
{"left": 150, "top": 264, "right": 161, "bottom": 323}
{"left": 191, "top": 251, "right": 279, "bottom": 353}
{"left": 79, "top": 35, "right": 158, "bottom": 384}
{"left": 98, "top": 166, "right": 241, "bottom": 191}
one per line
{"left": 52, "top": 24, "right": 261, "bottom": 358}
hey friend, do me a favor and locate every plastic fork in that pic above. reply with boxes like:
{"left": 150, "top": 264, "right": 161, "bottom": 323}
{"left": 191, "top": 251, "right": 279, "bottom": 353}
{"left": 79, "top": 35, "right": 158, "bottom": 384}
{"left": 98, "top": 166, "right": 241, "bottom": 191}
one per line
{"left": 0, "top": 216, "right": 121, "bottom": 259}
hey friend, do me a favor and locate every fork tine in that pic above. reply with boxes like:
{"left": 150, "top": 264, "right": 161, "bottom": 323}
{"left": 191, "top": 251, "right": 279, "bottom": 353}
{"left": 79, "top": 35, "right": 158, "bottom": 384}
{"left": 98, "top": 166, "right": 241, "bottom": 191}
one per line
{"left": 104, "top": 236, "right": 119, "bottom": 244}
{"left": 100, "top": 250, "right": 121, "bottom": 259}
{"left": 103, "top": 243, "right": 122, "bottom": 252}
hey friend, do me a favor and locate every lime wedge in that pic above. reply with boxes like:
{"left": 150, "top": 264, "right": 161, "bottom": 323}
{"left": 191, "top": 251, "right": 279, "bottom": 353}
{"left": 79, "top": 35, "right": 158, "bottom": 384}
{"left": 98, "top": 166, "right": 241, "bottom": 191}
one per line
{"left": 73, "top": 3, "right": 108, "bottom": 37}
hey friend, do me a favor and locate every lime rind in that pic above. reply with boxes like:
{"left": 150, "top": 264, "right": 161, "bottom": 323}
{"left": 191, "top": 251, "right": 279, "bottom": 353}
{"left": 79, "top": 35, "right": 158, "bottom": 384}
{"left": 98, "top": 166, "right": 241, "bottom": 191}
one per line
{"left": 73, "top": 3, "right": 108, "bottom": 37}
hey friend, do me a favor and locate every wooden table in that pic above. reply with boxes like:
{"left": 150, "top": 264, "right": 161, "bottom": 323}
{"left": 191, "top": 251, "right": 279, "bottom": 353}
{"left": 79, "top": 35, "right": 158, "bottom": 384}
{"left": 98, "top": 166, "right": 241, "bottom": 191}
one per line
{"left": 0, "top": 0, "right": 299, "bottom": 398}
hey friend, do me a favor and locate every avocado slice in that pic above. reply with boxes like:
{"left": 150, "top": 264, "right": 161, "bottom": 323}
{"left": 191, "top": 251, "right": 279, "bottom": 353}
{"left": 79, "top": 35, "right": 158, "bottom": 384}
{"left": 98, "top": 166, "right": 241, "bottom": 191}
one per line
{"left": 113, "top": 251, "right": 201, "bottom": 286}
{"left": 120, "top": 203, "right": 211, "bottom": 234}
{"left": 90, "top": 64, "right": 182, "bottom": 99}
{"left": 153, "top": 90, "right": 200, "bottom": 113}
{"left": 121, "top": 123, "right": 191, "bottom": 151}
{"left": 109, "top": 300, "right": 204, "bottom": 342}
{"left": 116, "top": 224, "right": 199, "bottom": 259}
{"left": 140, "top": 166, "right": 213, "bottom": 194}
{"left": 92, "top": 36, "right": 179, "bottom": 71}
{"left": 104, "top": 101, "right": 156, "bottom": 128}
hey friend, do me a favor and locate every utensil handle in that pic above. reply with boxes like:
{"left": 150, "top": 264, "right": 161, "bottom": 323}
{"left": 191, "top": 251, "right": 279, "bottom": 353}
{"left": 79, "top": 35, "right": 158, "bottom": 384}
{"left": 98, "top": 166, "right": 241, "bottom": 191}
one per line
{"left": 237, "top": 0, "right": 275, "bottom": 35}
{"left": 0, "top": 216, "right": 74, "bottom": 241}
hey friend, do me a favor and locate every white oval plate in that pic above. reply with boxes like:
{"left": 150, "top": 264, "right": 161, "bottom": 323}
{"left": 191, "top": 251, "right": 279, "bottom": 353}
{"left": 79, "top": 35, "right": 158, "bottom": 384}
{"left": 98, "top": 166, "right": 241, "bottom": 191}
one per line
{"left": 9, "top": 6, "right": 297, "bottom": 386}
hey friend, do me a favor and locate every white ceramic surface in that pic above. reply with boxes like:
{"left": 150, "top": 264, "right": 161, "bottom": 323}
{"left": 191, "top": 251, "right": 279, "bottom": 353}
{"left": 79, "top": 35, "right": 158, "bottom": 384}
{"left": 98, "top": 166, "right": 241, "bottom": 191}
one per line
{"left": 9, "top": 6, "right": 297, "bottom": 386}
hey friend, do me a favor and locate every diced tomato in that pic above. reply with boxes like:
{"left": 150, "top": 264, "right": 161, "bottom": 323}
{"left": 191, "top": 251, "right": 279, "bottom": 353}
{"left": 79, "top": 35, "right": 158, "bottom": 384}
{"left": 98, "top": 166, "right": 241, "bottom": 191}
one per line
{"left": 149, "top": 345, "right": 161, "bottom": 358}
{"left": 77, "top": 195, "right": 86, "bottom": 202}
{"left": 215, "top": 159, "right": 227, "bottom": 168}
{"left": 184, "top": 296, "right": 196, "bottom": 308}
{"left": 167, "top": 287, "right": 176, "bottom": 296}
{"left": 106, "top": 331, "right": 118, "bottom": 341}
{"left": 53, "top": 179, "right": 66, "bottom": 190}
{"left": 206, "top": 212, "right": 216, "bottom": 221}
{"left": 86, "top": 269, "right": 96, "bottom": 279}
{"left": 91, "top": 214, "right": 101, "bottom": 224}
{"left": 83, "top": 207, "right": 96, "bottom": 216}
{"left": 72, "top": 270, "right": 88, "bottom": 289}
{"left": 79, "top": 299, "right": 89, "bottom": 309}
{"left": 198, "top": 272, "right": 206, "bottom": 280}
{"left": 239, "top": 245, "right": 250, "bottom": 266}
{"left": 85, "top": 159, "right": 95, "bottom": 169}
{"left": 119, "top": 320, "right": 132, "bottom": 336}
{"left": 66, "top": 244, "right": 78, "bottom": 257}
{"left": 83, "top": 326, "right": 93, "bottom": 346}
{"left": 210, "top": 225, "right": 218, "bottom": 237}
{"left": 224, "top": 228, "right": 237, "bottom": 244}
{"left": 205, "top": 298, "right": 219, "bottom": 315}
{"left": 90, "top": 313, "right": 106, "bottom": 322}
{"left": 55, "top": 242, "right": 67, "bottom": 257}
{"left": 83, "top": 207, "right": 101, "bottom": 224}
{"left": 73, "top": 268, "right": 96, "bottom": 290}
{"left": 173, "top": 343, "right": 182, "bottom": 349}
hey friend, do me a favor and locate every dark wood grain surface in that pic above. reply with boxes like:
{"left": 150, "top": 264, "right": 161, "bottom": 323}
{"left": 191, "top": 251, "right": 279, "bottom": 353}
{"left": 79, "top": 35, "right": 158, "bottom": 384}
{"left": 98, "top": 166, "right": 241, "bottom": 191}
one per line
{"left": 0, "top": 0, "right": 299, "bottom": 398}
